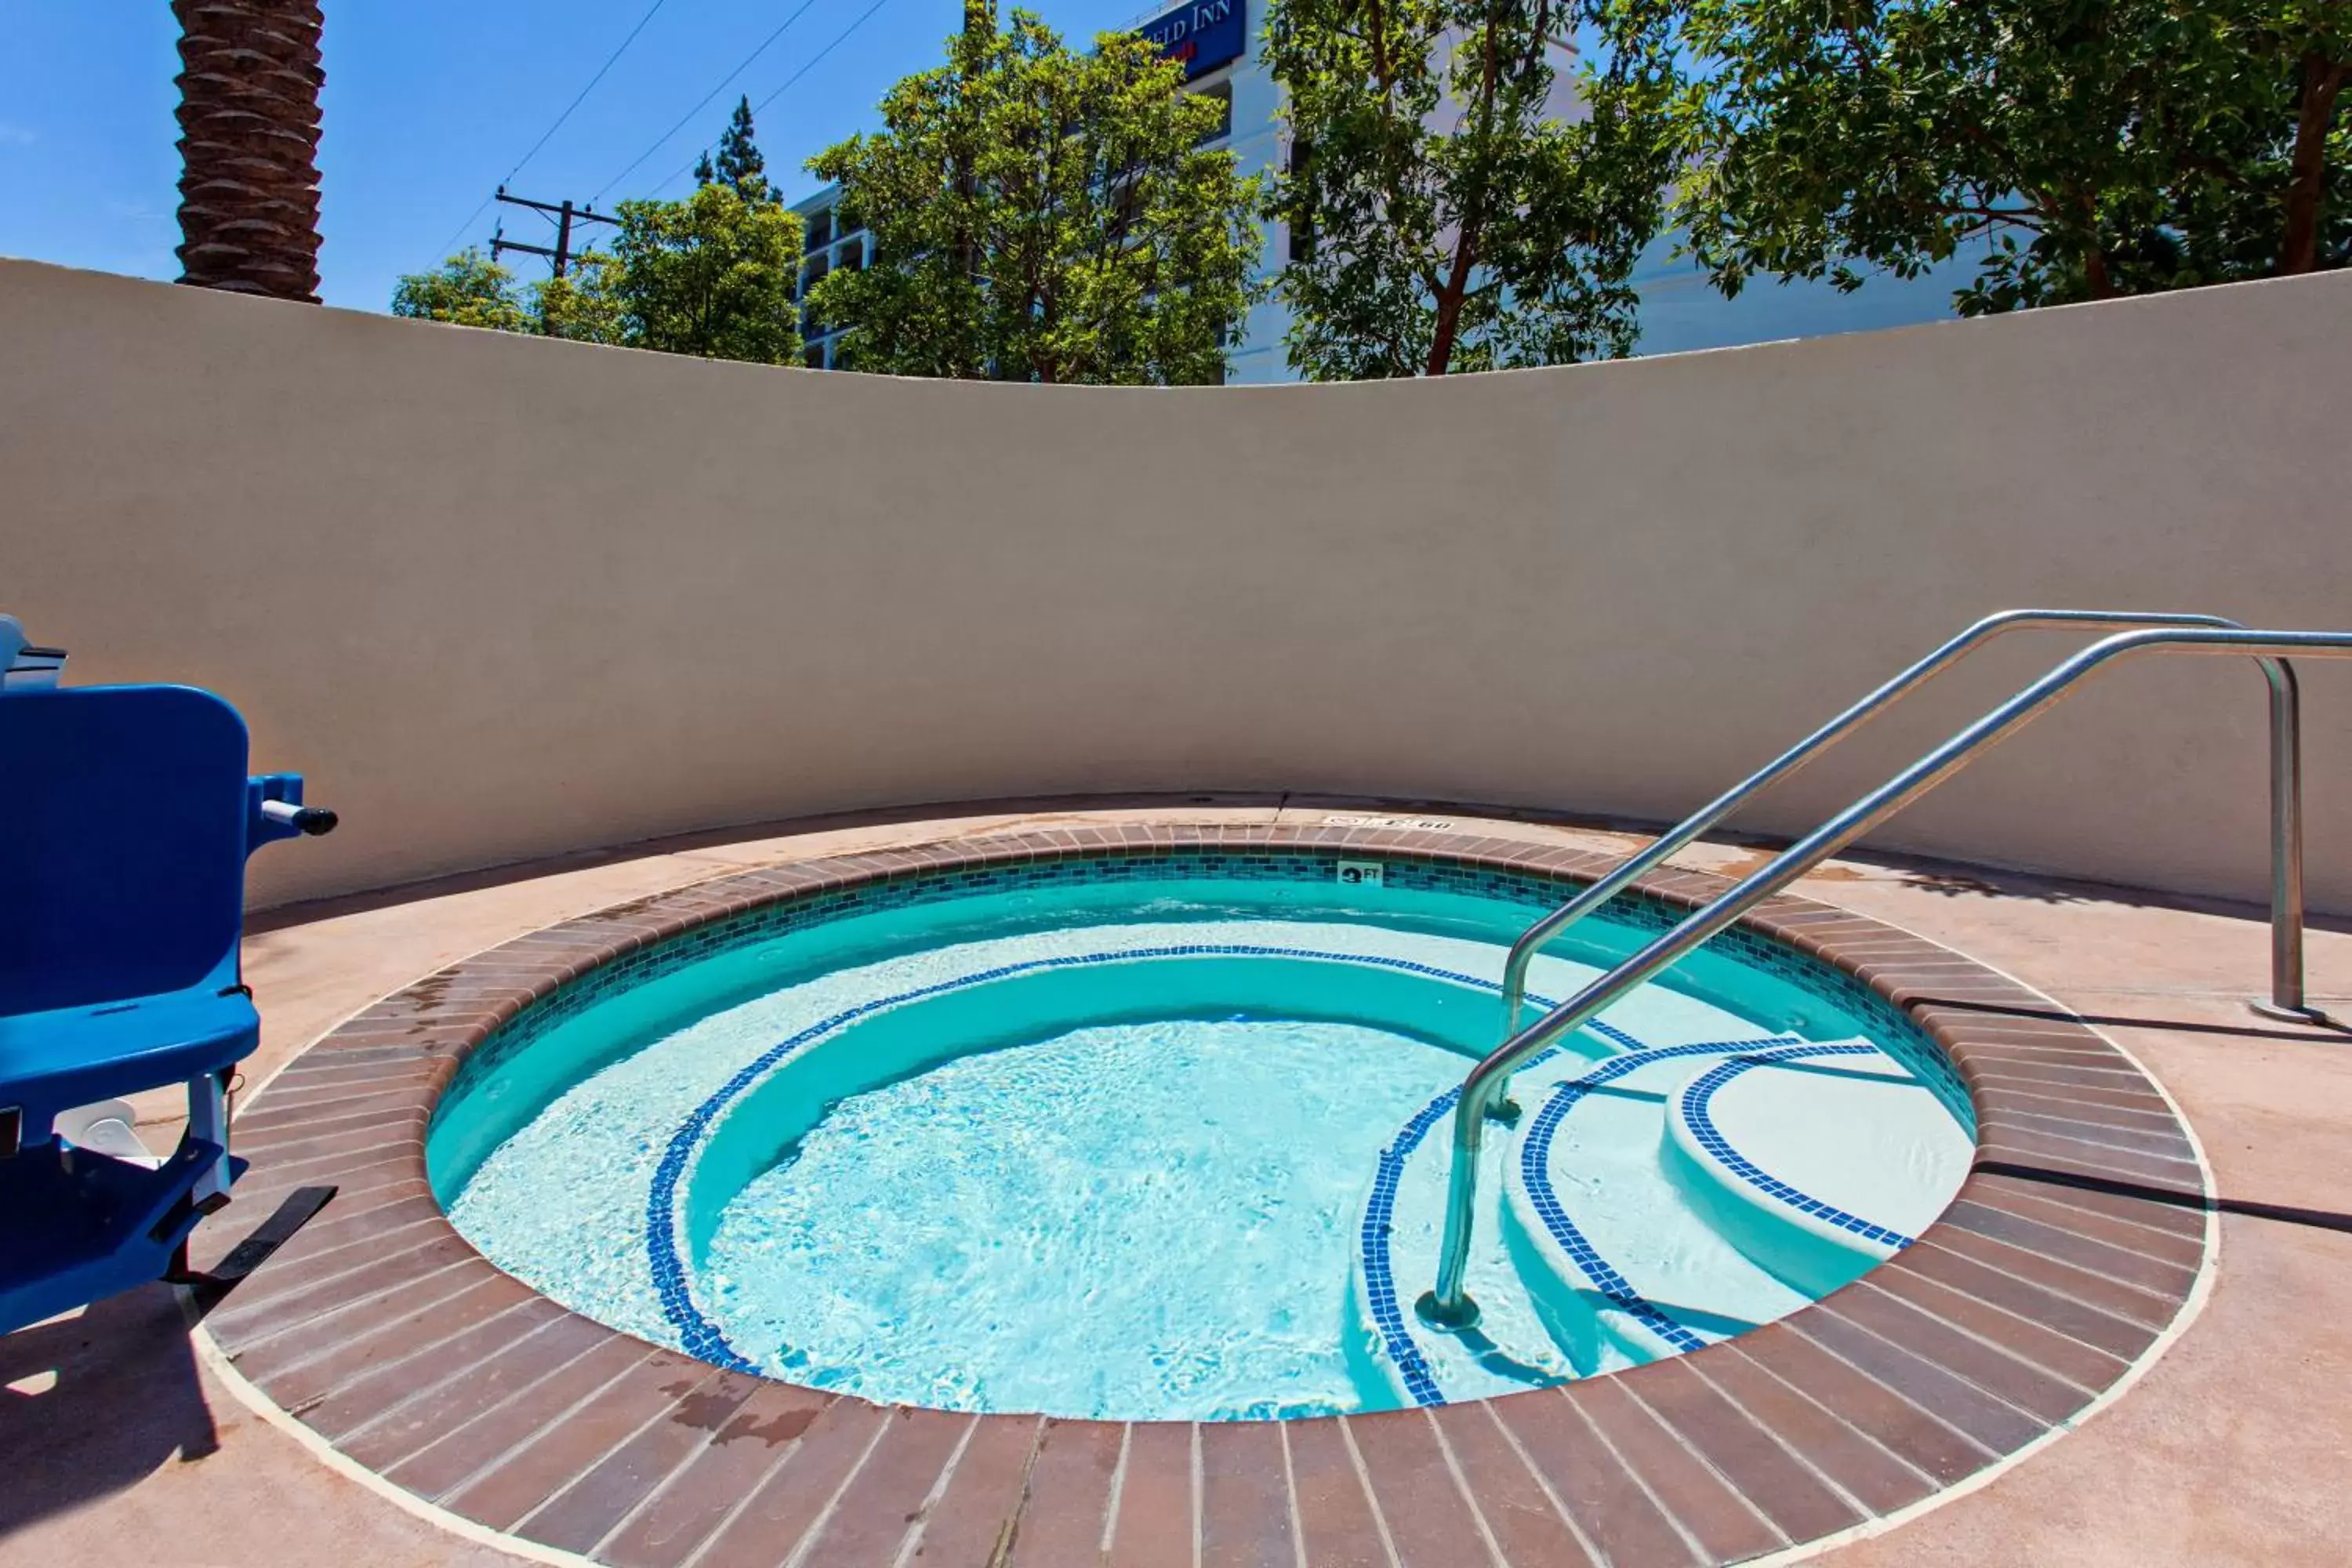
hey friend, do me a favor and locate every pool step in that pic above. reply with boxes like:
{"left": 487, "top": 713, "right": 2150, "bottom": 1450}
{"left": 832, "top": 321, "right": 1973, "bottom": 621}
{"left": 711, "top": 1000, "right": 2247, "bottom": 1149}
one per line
{"left": 1658, "top": 1044, "right": 1971, "bottom": 1296}
{"left": 1354, "top": 1033, "right": 1965, "bottom": 1406}
{"left": 1500, "top": 1046, "right": 1818, "bottom": 1374}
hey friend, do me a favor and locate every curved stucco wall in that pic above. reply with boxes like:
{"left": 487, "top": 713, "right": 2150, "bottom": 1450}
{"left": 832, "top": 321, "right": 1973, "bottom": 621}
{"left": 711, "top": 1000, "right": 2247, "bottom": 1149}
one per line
{"left": 5, "top": 256, "right": 2349, "bottom": 911}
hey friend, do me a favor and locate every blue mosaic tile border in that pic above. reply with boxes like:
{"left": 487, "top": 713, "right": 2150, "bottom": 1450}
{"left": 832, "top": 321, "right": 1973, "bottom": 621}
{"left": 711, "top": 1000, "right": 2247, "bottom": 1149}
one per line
{"left": 1359, "top": 1085, "right": 1470, "bottom": 1407}
{"left": 1512, "top": 1038, "right": 1812, "bottom": 1363}
{"left": 1355, "top": 982, "right": 1583, "bottom": 1410}
{"left": 1676, "top": 1049, "right": 1919, "bottom": 1250}
{"left": 1354, "top": 1009, "right": 1718, "bottom": 1407}
{"left": 644, "top": 942, "right": 1579, "bottom": 1377}
{"left": 437, "top": 847, "right": 1970, "bottom": 1142}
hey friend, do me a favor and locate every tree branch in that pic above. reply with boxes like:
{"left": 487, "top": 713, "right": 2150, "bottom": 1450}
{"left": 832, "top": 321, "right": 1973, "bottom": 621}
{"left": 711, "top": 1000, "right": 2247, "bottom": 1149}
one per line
{"left": 2281, "top": 51, "right": 2349, "bottom": 274}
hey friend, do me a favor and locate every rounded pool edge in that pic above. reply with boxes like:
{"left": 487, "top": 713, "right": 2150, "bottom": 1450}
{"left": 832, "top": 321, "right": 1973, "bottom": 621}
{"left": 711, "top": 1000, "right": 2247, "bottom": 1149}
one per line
{"left": 202, "top": 818, "right": 2217, "bottom": 1568}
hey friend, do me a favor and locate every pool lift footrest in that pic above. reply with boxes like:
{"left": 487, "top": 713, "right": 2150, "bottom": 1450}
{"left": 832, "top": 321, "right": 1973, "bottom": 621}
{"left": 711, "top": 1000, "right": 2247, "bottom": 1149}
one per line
{"left": 168, "top": 1184, "right": 339, "bottom": 1318}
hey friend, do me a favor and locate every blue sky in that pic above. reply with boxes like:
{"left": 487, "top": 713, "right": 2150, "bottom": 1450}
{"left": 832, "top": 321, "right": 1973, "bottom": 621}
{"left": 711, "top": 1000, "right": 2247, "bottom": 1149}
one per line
{"left": 0, "top": 0, "right": 1161, "bottom": 313}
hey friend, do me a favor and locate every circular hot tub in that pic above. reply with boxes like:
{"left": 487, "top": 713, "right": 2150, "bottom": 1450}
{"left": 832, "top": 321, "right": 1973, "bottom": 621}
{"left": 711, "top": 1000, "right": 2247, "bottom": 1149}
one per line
{"left": 427, "top": 842, "right": 1973, "bottom": 1421}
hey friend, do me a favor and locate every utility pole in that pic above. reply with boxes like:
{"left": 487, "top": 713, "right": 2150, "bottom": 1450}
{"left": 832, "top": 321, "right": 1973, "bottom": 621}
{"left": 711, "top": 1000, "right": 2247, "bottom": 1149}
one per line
{"left": 488, "top": 188, "right": 622, "bottom": 278}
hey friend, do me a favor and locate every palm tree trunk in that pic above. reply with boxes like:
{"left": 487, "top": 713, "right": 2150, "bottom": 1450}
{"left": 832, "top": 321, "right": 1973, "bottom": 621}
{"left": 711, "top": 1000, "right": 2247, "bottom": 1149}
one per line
{"left": 173, "top": 2, "right": 325, "bottom": 302}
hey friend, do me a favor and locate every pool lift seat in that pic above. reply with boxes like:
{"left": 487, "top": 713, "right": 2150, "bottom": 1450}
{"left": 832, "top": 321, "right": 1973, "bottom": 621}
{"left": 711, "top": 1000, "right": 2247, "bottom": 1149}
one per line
{"left": 0, "top": 619, "right": 338, "bottom": 1337}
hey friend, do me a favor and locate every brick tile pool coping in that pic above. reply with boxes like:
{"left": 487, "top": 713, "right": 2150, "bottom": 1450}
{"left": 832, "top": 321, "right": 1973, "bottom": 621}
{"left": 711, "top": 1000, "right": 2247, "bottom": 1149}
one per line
{"left": 197, "top": 822, "right": 2213, "bottom": 1568}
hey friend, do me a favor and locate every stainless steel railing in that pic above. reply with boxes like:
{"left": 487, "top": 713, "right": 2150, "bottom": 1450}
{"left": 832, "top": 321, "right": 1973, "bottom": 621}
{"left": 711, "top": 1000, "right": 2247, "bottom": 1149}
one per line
{"left": 1484, "top": 609, "right": 2252, "bottom": 1119}
{"left": 1417, "top": 626, "right": 2350, "bottom": 1330}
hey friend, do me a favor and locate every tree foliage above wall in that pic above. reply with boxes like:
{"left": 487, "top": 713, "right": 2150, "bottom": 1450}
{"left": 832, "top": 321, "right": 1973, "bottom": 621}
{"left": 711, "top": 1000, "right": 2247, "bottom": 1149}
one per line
{"left": 390, "top": 248, "right": 532, "bottom": 332}
{"left": 586, "top": 183, "right": 804, "bottom": 361}
{"left": 1264, "top": 0, "right": 1678, "bottom": 378}
{"left": 806, "top": 2, "right": 1263, "bottom": 383}
{"left": 1620, "top": 0, "right": 2351, "bottom": 313}
{"left": 695, "top": 96, "right": 772, "bottom": 200}
{"left": 392, "top": 0, "right": 2349, "bottom": 376}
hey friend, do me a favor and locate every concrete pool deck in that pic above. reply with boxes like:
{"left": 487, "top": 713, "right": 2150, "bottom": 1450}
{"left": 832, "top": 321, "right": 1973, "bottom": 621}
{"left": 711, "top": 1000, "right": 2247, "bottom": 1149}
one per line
{"left": 3, "top": 799, "right": 2347, "bottom": 1566}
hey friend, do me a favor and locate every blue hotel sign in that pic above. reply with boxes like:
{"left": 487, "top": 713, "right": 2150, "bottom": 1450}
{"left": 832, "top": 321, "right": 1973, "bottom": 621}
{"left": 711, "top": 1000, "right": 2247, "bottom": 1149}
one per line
{"left": 1136, "top": 0, "right": 1246, "bottom": 81}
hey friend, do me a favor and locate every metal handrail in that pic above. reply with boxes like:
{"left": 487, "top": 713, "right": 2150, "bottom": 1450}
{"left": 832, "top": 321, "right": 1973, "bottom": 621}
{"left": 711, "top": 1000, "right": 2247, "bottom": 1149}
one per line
{"left": 1487, "top": 610, "right": 2251, "bottom": 1110}
{"left": 1417, "top": 626, "right": 2352, "bottom": 1330}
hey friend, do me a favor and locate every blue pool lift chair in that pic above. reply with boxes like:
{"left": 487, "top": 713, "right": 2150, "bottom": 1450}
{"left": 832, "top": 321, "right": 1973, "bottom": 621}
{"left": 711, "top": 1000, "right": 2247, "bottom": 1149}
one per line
{"left": 0, "top": 619, "right": 338, "bottom": 1336}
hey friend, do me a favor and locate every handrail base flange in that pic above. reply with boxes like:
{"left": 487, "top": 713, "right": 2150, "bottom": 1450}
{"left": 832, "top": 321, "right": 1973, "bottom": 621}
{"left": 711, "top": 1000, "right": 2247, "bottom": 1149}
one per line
{"left": 1414, "top": 1289, "right": 1481, "bottom": 1332}
{"left": 2249, "top": 999, "right": 2347, "bottom": 1030}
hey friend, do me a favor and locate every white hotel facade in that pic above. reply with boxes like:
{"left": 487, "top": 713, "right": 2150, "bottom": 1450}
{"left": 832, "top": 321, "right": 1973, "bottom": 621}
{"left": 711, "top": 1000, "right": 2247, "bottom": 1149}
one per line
{"left": 789, "top": 0, "right": 1962, "bottom": 378}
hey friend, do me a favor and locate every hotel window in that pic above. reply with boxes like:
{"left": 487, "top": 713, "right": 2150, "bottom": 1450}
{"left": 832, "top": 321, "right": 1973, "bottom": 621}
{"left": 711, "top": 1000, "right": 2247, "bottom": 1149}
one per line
{"left": 804, "top": 210, "right": 833, "bottom": 252}
{"left": 1193, "top": 82, "right": 1232, "bottom": 145}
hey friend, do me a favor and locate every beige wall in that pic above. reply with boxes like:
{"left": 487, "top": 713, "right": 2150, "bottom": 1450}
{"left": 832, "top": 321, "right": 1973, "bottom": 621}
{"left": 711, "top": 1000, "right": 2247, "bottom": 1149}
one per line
{"left": 5, "top": 256, "right": 2350, "bottom": 912}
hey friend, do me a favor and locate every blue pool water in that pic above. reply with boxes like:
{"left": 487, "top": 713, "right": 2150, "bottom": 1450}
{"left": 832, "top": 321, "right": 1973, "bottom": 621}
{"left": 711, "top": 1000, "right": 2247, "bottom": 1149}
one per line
{"left": 709, "top": 1017, "right": 1457, "bottom": 1418}
{"left": 430, "top": 859, "right": 1973, "bottom": 1421}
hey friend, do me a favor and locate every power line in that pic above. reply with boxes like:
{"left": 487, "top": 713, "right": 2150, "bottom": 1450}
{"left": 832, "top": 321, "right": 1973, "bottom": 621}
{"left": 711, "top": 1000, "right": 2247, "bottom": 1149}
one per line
{"left": 503, "top": 0, "right": 674, "bottom": 187}
{"left": 433, "top": 0, "right": 674, "bottom": 259}
{"left": 592, "top": 0, "right": 827, "bottom": 203}
{"left": 753, "top": 0, "right": 899, "bottom": 122}
{"left": 436, "top": 194, "right": 501, "bottom": 262}
{"left": 644, "top": 0, "right": 906, "bottom": 200}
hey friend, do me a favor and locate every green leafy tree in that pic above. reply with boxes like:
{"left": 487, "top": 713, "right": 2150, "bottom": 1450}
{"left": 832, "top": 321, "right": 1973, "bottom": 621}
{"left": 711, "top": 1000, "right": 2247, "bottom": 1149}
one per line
{"left": 593, "top": 181, "right": 803, "bottom": 361}
{"left": 390, "top": 247, "right": 531, "bottom": 330}
{"left": 1629, "top": 0, "right": 2351, "bottom": 314}
{"left": 1264, "top": 0, "right": 1675, "bottom": 378}
{"left": 533, "top": 255, "right": 626, "bottom": 343}
{"left": 701, "top": 96, "right": 771, "bottom": 198}
{"left": 806, "top": 2, "right": 1262, "bottom": 383}
{"left": 694, "top": 96, "right": 771, "bottom": 198}
{"left": 393, "top": 247, "right": 621, "bottom": 340}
